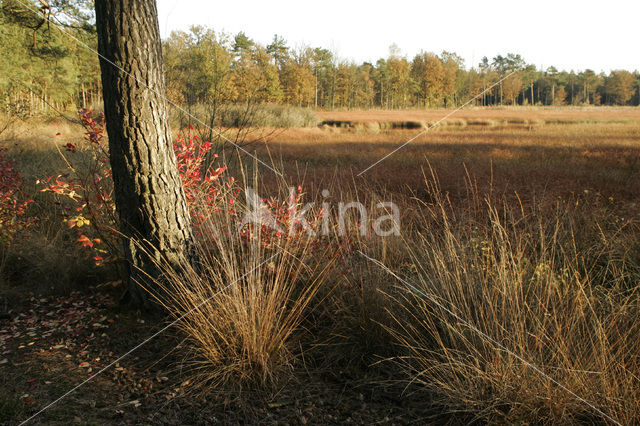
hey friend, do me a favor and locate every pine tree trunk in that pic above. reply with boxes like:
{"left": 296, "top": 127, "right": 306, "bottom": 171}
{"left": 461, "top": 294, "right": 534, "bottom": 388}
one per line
{"left": 95, "top": 0, "right": 195, "bottom": 309}
{"left": 530, "top": 83, "right": 534, "bottom": 105}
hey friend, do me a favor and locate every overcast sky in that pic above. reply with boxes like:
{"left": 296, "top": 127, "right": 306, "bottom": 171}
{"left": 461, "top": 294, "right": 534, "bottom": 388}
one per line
{"left": 157, "top": 0, "right": 638, "bottom": 73}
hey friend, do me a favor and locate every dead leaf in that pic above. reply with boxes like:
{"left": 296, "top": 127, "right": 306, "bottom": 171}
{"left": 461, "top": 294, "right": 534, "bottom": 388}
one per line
{"left": 268, "top": 402, "right": 287, "bottom": 408}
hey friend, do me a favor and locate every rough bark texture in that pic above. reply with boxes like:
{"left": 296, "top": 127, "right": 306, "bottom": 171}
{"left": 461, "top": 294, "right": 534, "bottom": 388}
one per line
{"left": 95, "top": 0, "right": 194, "bottom": 308}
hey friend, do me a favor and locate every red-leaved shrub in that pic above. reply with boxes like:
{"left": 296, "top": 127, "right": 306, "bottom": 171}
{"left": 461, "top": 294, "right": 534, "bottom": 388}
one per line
{"left": 0, "top": 148, "right": 34, "bottom": 242}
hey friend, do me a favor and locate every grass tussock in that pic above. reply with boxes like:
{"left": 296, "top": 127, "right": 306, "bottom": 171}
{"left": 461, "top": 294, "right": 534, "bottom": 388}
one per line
{"left": 383, "top": 173, "right": 640, "bottom": 424}
{"left": 158, "top": 247, "right": 322, "bottom": 392}
{"left": 145, "top": 177, "right": 338, "bottom": 393}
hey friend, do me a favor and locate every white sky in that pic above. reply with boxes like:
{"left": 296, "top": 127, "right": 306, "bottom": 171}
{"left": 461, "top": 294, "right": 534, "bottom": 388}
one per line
{"left": 157, "top": 0, "right": 639, "bottom": 73}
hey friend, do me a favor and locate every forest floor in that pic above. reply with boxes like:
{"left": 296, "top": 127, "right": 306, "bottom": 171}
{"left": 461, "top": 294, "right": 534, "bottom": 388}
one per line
{"left": 0, "top": 285, "right": 435, "bottom": 425}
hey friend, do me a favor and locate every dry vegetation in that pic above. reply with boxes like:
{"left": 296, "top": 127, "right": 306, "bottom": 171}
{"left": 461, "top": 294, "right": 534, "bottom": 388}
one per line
{"left": 253, "top": 108, "right": 640, "bottom": 213}
{"left": 317, "top": 106, "right": 640, "bottom": 124}
{"left": 1, "top": 107, "right": 639, "bottom": 424}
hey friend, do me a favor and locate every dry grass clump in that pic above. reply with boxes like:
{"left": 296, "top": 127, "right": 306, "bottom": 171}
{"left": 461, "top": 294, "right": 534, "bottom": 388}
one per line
{"left": 158, "top": 246, "right": 323, "bottom": 391}
{"left": 383, "top": 174, "right": 640, "bottom": 424}
{"left": 145, "top": 175, "right": 341, "bottom": 392}
{"left": 141, "top": 170, "right": 410, "bottom": 390}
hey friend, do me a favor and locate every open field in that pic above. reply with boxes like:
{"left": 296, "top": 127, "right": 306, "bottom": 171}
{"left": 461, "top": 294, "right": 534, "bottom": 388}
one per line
{"left": 257, "top": 108, "right": 640, "bottom": 215}
{"left": 317, "top": 106, "right": 640, "bottom": 125}
{"left": 1, "top": 107, "right": 639, "bottom": 424}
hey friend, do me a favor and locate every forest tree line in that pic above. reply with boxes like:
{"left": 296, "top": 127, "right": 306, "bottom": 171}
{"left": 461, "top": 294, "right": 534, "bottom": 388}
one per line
{"left": 1, "top": 1, "right": 639, "bottom": 118}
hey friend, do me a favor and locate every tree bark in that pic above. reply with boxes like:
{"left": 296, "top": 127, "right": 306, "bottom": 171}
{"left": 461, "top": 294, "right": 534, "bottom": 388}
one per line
{"left": 530, "top": 82, "right": 534, "bottom": 105}
{"left": 95, "top": 0, "right": 195, "bottom": 308}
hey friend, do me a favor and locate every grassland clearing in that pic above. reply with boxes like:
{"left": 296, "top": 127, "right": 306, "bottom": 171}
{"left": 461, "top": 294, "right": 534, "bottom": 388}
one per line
{"left": 0, "top": 106, "right": 639, "bottom": 424}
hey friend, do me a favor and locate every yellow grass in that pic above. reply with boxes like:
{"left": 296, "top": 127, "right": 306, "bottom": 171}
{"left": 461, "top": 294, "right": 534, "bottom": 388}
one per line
{"left": 378, "top": 172, "right": 640, "bottom": 423}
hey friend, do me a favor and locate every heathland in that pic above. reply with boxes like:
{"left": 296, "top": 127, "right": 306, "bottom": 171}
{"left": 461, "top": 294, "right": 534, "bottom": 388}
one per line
{"left": 0, "top": 106, "right": 638, "bottom": 424}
